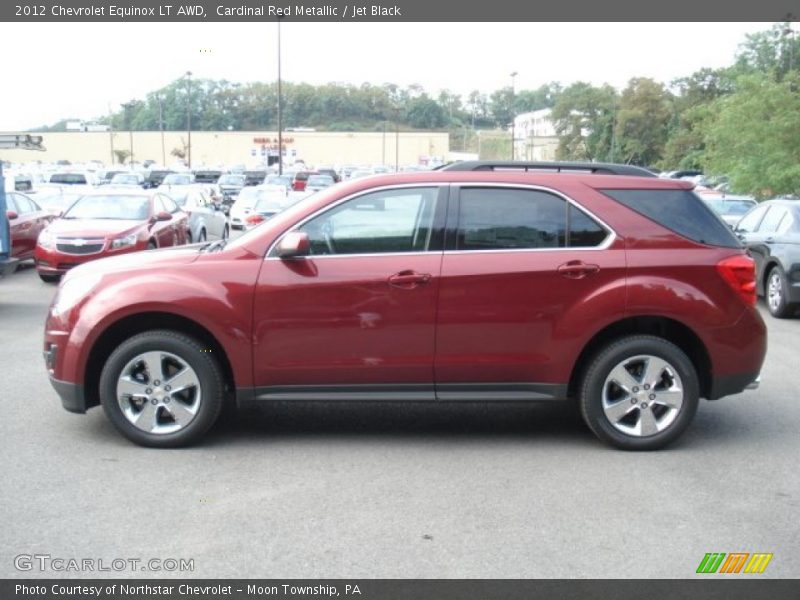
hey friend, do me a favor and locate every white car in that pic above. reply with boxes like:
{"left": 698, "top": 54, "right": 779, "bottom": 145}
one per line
{"left": 229, "top": 184, "right": 286, "bottom": 230}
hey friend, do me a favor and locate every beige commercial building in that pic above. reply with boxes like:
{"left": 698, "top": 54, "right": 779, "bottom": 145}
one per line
{"left": 0, "top": 130, "right": 450, "bottom": 168}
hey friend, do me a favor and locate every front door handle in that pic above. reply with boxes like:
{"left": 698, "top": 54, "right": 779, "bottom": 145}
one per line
{"left": 557, "top": 260, "right": 600, "bottom": 279}
{"left": 388, "top": 270, "right": 431, "bottom": 289}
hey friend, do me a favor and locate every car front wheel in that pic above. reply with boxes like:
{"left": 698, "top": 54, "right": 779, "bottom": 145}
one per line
{"left": 98, "top": 330, "right": 224, "bottom": 447}
{"left": 579, "top": 335, "right": 699, "bottom": 450}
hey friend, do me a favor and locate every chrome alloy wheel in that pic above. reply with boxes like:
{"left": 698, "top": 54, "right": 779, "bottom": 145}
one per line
{"left": 116, "top": 351, "right": 202, "bottom": 435}
{"left": 601, "top": 354, "right": 684, "bottom": 437}
{"left": 767, "top": 270, "right": 783, "bottom": 313}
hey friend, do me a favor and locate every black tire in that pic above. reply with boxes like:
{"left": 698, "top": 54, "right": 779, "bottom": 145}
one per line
{"left": 38, "top": 272, "right": 61, "bottom": 283}
{"left": 222, "top": 225, "right": 230, "bottom": 240}
{"left": 579, "top": 335, "right": 699, "bottom": 451}
{"left": 198, "top": 229, "right": 207, "bottom": 242}
{"left": 98, "top": 330, "right": 224, "bottom": 448}
{"left": 147, "top": 240, "right": 157, "bottom": 250}
{"left": 765, "top": 265, "right": 795, "bottom": 318}
{"left": 186, "top": 231, "right": 193, "bottom": 244}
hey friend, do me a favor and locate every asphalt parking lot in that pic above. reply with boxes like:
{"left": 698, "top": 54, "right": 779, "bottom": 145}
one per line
{"left": 0, "top": 262, "right": 798, "bottom": 579}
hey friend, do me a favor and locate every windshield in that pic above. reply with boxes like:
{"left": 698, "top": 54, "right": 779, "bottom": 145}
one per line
{"left": 709, "top": 199, "right": 757, "bottom": 216}
{"left": 110, "top": 174, "right": 140, "bottom": 185}
{"left": 162, "top": 174, "right": 192, "bottom": 185}
{"left": 50, "top": 173, "right": 88, "bottom": 185}
{"left": 63, "top": 195, "right": 150, "bottom": 220}
{"left": 307, "top": 175, "right": 334, "bottom": 186}
{"left": 219, "top": 175, "right": 245, "bottom": 185}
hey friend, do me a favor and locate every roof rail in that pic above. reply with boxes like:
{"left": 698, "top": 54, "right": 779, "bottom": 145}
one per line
{"left": 437, "top": 161, "right": 656, "bottom": 177}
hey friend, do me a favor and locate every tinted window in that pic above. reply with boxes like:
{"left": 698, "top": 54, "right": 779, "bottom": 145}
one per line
{"left": 736, "top": 205, "right": 769, "bottom": 233}
{"left": 457, "top": 188, "right": 566, "bottom": 250}
{"left": 300, "top": 187, "right": 438, "bottom": 255}
{"left": 5, "top": 194, "right": 18, "bottom": 213}
{"left": 569, "top": 205, "right": 608, "bottom": 247}
{"left": 602, "top": 189, "right": 740, "bottom": 248}
{"left": 758, "top": 206, "right": 788, "bottom": 234}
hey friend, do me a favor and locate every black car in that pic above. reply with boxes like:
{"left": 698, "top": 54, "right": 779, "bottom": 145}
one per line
{"left": 244, "top": 170, "right": 267, "bottom": 186}
{"left": 143, "top": 170, "right": 174, "bottom": 189}
{"left": 194, "top": 170, "right": 223, "bottom": 184}
{"left": 735, "top": 199, "right": 800, "bottom": 318}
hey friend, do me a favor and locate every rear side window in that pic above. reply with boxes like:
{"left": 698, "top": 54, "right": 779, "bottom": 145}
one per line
{"left": 601, "top": 189, "right": 740, "bottom": 248}
{"left": 456, "top": 188, "right": 609, "bottom": 250}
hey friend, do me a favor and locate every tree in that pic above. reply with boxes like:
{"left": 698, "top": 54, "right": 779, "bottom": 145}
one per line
{"left": 113, "top": 149, "right": 131, "bottom": 165}
{"left": 550, "top": 82, "right": 617, "bottom": 161}
{"left": 405, "top": 96, "right": 446, "bottom": 129}
{"left": 614, "top": 78, "right": 671, "bottom": 166}
{"left": 703, "top": 72, "right": 800, "bottom": 198}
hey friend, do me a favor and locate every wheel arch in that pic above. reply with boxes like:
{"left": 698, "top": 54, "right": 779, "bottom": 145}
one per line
{"left": 568, "top": 316, "right": 712, "bottom": 400}
{"left": 83, "top": 312, "right": 236, "bottom": 411}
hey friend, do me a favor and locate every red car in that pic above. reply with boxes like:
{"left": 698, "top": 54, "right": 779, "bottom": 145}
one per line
{"left": 43, "top": 162, "right": 766, "bottom": 450}
{"left": 291, "top": 170, "right": 318, "bottom": 192}
{"left": 35, "top": 189, "right": 190, "bottom": 282}
{"left": 6, "top": 192, "right": 53, "bottom": 265}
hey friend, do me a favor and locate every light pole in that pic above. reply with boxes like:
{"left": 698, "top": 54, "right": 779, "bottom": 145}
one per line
{"left": 783, "top": 25, "right": 796, "bottom": 73}
{"left": 122, "top": 101, "right": 135, "bottom": 166}
{"left": 510, "top": 71, "right": 518, "bottom": 160}
{"left": 185, "top": 71, "right": 192, "bottom": 169}
{"left": 277, "top": 18, "right": 283, "bottom": 175}
{"left": 158, "top": 95, "right": 166, "bottom": 167}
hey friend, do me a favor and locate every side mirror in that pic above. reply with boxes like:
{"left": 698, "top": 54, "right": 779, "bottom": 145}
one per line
{"left": 6, "top": 210, "right": 18, "bottom": 220}
{"left": 276, "top": 231, "right": 310, "bottom": 258}
{"left": 154, "top": 211, "right": 172, "bottom": 222}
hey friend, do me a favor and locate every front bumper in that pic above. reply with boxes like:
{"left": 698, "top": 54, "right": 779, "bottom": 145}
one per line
{"left": 0, "top": 257, "right": 19, "bottom": 278}
{"left": 49, "top": 376, "right": 87, "bottom": 414}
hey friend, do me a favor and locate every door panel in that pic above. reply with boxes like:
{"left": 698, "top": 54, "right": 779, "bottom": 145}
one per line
{"left": 435, "top": 186, "right": 627, "bottom": 387}
{"left": 252, "top": 185, "right": 446, "bottom": 390}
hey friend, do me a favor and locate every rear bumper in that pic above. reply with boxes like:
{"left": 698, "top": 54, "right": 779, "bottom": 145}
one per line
{"left": 708, "top": 372, "right": 761, "bottom": 400}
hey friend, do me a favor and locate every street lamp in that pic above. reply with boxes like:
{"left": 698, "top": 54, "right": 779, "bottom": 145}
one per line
{"left": 510, "top": 71, "right": 518, "bottom": 160}
{"left": 185, "top": 71, "right": 192, "bottom": 169}
{"left": 158, "top": 94, "right": 166, "bottom": 167}
{"left": 121, "top": 101, "right": 135, "bottom": 166}
{"left": 277, "top": 18, "right": 284, "bottom": 175}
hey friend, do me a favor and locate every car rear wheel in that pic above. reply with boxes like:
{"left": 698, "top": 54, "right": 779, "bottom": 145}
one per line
{"left": 766, "top": 265, "right": 794, "bottom": 318}
{"left": 98, "top": 330, "right": 224, "bottom": 447}
{"left": 579, "top": 335, "right": 699, "bottom": 450}
{"left": 198, "top": 229, "right": 206, "bottom": 242}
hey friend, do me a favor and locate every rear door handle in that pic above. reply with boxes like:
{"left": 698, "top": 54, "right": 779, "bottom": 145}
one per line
{"left": 557, "top": 261, "right": 600, "bottom": 279}
{"left": 388, "top": 270, "right": 431, "bottom": 289}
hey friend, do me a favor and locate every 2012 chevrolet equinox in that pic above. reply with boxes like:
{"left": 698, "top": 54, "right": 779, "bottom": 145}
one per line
{"left": 43, "top": 162, "right": 766, "bottom": 449}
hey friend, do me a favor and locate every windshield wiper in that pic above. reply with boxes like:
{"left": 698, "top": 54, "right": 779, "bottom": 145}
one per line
{"left": 200, "top": 239, "right": 228, "bottom": 253}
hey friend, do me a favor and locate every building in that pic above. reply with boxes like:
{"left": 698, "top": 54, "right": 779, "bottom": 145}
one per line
{"left": 0, "top": 130, "right": 450, "bottom": 168}
{"left": 513, "top": 109, "right": 559, "bottom": 161}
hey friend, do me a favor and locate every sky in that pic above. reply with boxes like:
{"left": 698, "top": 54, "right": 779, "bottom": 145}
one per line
{"left": 0, "top": 22, "right": 772, "bottom": 130}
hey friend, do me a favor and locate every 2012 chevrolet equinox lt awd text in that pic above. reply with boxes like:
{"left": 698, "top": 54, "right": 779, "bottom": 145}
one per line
{"left": 43, "top": 162, "right": 766, "bottom": 450}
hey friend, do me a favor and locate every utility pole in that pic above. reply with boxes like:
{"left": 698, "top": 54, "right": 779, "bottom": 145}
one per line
{"left": 185, "top": 71, "right": 192, "bottom": 169}
{"left": 158, "top": 95, "right": 166, "bottom": 166}
{"left": 510, "top": 71, "right": 518, "bottom": 160}
{"left": 277, "top": 18, "right": 283, "bottom": 175}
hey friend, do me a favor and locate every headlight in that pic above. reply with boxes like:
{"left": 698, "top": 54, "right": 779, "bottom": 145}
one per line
{"left": 110, "top": 233, "right": 137, "bottom": 250}
{"left": 38, "top": 230, "right": 54, "bottom": 249}
{"left": 51, "top": 273, "right": 102, "bottom": 317}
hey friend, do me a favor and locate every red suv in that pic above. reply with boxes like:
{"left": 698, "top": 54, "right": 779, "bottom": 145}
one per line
{"left": 43, "top": 162, "right": 766, "bottom": 449}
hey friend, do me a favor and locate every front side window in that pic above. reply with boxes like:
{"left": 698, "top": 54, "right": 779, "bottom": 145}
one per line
{"left": 299, "top": 187, "right": 438, "bottom": 255}
{"left": 757, "top": 206, "right": 788, "bottom": 234}
{"left": 736, "top": 204, "right": 769, "bottom": 234}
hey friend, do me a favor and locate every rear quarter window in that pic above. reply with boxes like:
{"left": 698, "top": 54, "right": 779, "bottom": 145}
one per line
{"left": 601, "top": 189, "right": 740, "bottom": 248}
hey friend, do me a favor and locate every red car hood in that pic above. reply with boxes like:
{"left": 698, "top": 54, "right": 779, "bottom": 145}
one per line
{"left": 46, "top": 218, "right": 143, "bottom": 238}
{"left": 63, "top": 245, "right": 202, "bottom": 281}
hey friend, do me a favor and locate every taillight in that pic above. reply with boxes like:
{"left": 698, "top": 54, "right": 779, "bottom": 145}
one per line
{"left": 246, "top": 214, "right": 264, "bottom": 225}
{"left": 716, "top": 255, "right": 757, "bottom": 306}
